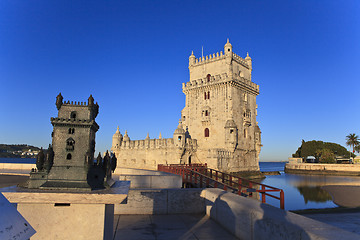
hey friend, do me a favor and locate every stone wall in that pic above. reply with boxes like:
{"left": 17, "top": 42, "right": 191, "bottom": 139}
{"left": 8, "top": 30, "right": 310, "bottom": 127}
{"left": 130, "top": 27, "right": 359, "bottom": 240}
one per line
{"left": 285, "top": 163, "right": 360, "bottom": 176}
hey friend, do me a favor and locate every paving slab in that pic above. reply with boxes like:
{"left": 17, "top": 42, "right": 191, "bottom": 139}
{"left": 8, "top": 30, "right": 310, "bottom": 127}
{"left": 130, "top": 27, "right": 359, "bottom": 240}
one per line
{"left": 113, "top": 214, "right": 239, "bottom": 240}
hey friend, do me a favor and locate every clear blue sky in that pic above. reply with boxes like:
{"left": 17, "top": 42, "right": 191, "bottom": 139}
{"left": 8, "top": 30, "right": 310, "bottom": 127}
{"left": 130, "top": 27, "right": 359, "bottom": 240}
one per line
{"left": 1, "top": 1, "right": 359, "bottom": 161}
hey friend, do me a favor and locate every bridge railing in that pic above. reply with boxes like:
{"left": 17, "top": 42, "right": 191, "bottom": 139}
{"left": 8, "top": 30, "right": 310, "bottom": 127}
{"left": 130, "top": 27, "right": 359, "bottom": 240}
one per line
{"left": 158, "top": 164, "right": 284, "bottom": 209}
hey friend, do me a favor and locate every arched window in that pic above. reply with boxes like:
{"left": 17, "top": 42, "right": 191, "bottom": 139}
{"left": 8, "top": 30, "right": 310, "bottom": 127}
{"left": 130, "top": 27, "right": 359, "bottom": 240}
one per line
{"left": 178, "top": 136, "right": 182, "bottom": 141}
{"left": 66, "top": 138, "right": 75, "bottom": 151}
{"left": 70, "top": 111, "right": 77, "bottom": 119}
{"left": 205, "top": 110, "right": 209, "bottom": 116}
{"left": 204, "top": 128, "right": 209, "bottom": 137}
{"left": 68, "top": 128, "right": 75, "bottom": 134}
{"left": 207, "top": 74, "right": 211, "bottom": 82}
{"left": 66, "top": 153, "right": 72, "bottom": 160}
{"left": 204, "top": 92, "right": 207, "bottom": 100}
{"left": 207, "top": 91, "right": 210, "bottom": 99}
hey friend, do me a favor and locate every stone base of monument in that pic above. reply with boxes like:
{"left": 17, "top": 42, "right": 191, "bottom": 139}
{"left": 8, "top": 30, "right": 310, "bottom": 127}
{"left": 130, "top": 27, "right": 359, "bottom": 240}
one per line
{"left": 1, "top": 180, "right": 130, "bottom": 240}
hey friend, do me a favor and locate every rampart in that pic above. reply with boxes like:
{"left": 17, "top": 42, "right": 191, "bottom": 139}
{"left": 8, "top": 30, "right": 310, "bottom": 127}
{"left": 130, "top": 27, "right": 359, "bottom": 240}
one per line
{"left": 285, "top": 163, "right": 360, "bottom": 176}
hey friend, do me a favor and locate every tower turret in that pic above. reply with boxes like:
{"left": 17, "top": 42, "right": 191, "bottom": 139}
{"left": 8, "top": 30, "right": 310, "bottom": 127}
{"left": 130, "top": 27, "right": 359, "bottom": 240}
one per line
{"left": 173, "top": 119, "right": 186, "bottom": 147}
{"left": 123, "top": 130, "right": 130, "bottom": 142}
{"left": 189, "top": 51, "right": 196, "bottom": 67}
{"left": 224, "top": 39, "right": 233, "bottom": 56}
{"left": 112, "top": 126, "right": 123, "bottom": 149}
{"left": 225, "top": 119, "right": 238, "bottom": 149}
{"left": 245, "top": 52, "right": 252, "bottom": 80}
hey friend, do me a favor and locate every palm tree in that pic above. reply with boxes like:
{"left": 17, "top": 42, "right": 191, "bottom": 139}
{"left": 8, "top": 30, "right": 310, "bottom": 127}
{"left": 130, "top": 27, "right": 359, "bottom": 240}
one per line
{"left": 346, "top": 133, "right": 359, "bottom": 154}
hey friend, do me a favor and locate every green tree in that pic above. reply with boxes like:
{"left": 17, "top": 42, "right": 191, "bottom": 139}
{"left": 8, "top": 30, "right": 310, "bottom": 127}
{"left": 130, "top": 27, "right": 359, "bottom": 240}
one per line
{"left": 355, "top": 144, "right": 360, "bottom": 153}
{"left": 293, "top": 140, "right": 352, "bottom": 160}
{"left": 346, "top": 133, "right": 359, "bottom": 154}
{"left": 316, "top": 148, "right": 336, "bottom": 163}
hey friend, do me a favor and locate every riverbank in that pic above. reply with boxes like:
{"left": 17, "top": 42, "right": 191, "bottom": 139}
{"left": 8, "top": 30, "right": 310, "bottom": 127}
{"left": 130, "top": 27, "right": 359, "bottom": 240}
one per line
{"left": 285, "top": 163, "right": 360, "bottom": 176}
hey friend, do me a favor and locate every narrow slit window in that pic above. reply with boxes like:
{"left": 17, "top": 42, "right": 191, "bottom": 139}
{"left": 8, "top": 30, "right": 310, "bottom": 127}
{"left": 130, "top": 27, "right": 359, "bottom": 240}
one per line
{"left": 205, "top": 128, "right": 209, "bottom": 137}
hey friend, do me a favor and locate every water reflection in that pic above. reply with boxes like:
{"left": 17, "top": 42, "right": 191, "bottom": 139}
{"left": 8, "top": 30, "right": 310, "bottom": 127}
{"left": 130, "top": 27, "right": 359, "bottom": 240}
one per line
{"left": 259, "top": 162, "right": 360, "bottom": 210}
{"left": 296, "top": 186, "right": 332, "bottom": 203}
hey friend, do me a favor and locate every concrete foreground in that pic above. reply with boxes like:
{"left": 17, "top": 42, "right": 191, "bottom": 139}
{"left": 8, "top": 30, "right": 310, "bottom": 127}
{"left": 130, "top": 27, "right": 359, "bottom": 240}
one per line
{"left": 113, "top": 214, "right": 239, "bottom": 240}
{"left": 302, "top": 211, "right": 360, "bottom": 235}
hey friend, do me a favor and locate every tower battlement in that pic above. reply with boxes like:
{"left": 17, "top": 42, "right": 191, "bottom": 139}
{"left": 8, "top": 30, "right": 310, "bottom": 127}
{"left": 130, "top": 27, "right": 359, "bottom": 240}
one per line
{"left": 182, "top": 73, "right": 259, "bottom": 95}
{"left": 190, "top": 51, "right": 249, "bottom": 69}
{"left": 62, "top": 101, "right": 90, "bottom": 106}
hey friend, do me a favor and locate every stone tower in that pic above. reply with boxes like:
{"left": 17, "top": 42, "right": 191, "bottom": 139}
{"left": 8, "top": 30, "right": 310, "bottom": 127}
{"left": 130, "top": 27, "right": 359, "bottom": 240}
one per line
{"left": 181, "top": 40, "right": 262, "bottom": 173}
{"left": 44, "top": 93, "right": 99, "bottom": 188}
{"left": 28, "top": 93, "right": 102, "bottom": 189}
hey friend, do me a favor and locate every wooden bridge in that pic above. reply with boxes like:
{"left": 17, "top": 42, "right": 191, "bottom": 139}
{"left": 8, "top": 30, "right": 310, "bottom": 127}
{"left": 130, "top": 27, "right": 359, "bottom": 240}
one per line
{"left": 158, "top": 163, "right": 284, "bottom": 209}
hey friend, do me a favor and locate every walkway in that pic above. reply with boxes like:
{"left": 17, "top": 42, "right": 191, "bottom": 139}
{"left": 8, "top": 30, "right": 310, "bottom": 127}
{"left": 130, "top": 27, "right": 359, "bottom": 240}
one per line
{"left": 301, "top": 211, "right": 360, "bottom": 235}
{"left": 113, "top": 214, "right": 239, "bottom": 240}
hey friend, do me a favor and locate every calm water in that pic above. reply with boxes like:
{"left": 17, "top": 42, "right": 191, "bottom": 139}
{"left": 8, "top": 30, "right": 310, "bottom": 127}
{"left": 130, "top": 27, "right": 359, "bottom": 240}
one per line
{"left": 0, "top": 159, "right": 357, "bottom": 210}
{"left": 0, "top": 157, "right": 35, "bottom": 164}
{"left": 259, "top": 162, "right": 360, "bottom": 210}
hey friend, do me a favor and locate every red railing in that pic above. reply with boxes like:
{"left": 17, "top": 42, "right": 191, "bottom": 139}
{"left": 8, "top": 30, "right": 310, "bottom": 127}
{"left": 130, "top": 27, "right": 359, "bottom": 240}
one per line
{"left": 158, "top": 164, "right": 284, "bottom": 209}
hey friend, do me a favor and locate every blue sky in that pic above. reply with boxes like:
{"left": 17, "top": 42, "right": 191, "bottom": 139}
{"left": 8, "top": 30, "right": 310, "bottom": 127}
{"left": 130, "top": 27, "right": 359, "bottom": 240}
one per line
{"left": 0, "top": 1, "right": 359, "bottom": 161}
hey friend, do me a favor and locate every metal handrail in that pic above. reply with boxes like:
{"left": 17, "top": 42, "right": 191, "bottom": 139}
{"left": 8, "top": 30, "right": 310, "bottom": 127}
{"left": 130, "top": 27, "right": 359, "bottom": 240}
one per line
{"left": 158, "top": 164, "right": 284, "bottom": 209}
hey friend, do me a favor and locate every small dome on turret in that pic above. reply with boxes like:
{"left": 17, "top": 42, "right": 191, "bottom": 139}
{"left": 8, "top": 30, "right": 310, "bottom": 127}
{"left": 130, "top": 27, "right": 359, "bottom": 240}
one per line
{"left": 113, "top": 126, "right": 123, "bottom": 139}
{"left": 123, "top": 130, "right": 130, "bottom": 141}
{"left": 225, "top": 119, "right": 237, "bottom": 128}
{"left": 174, "top": 120, "right": 185, "bottom": 134}
{"left": 224, "top": 38, "right": 233, "bottom": 54}
{"left": 245, "top": 52, "right": 251, "bottom": 61}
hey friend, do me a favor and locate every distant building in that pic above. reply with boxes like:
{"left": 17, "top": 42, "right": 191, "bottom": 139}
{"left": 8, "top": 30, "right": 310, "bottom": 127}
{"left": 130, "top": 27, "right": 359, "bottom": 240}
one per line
{"left": 112, "top": 40, "right": 262, "bottom": 173}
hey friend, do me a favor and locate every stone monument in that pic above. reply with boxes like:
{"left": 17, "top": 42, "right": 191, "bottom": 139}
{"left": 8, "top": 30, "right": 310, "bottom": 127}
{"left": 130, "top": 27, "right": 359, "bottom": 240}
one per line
{"left": 112, "top": 40, "right": 262, "bottom": 174}
{"left": 28, "top": 93, "right": 114, "bottom": 190}
{"left": 1, "top": 94, "right": 129, "bottom": 240}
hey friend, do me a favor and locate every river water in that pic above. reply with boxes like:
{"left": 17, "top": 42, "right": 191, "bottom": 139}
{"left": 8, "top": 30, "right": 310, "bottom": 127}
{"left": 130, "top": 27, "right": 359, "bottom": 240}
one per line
{"left": 1, "top": 159, "right": 357, "bottom": 211}
{"left": 259, "top": 162, "right": 360, "bottom": 211}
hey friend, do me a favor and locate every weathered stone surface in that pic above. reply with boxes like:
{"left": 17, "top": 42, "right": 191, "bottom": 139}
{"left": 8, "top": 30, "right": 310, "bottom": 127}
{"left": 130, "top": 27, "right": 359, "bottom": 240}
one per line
{"left": 167, "top": 189, "right": 204, "bottom": 214}
{"left": 17, "top": 203, "right": 112, "bottom": 240}
{"left": 202, "top": 188, "right": 360, "bottom": 240}
{"left": 115, "top": 189, "right": 168, "bottom": 214}
{"left": 114, "top": 188, "right": 204, "bottom": 215}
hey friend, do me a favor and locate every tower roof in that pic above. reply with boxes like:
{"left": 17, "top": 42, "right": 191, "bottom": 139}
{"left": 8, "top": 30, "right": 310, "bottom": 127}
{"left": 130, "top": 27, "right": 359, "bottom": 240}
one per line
{"left": 123, "top": 130, "right": 130, "bottom": 141}
{"left": 245, "top": 52, "right": 251, "bottom": 60}
{"left": 174, "top": 119, "right": 185, "bottom": 134}
{"left": 113, "top": 126, "right": 123, "bottom": 138}
{"left": 225, "top": 38, "right": 232, "bottom": 47}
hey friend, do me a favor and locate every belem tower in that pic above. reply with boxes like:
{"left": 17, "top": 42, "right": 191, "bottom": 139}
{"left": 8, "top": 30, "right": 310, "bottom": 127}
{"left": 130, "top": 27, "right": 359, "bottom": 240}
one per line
{"left": 112, "top": 40, "right": 262, "bottom": 173}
